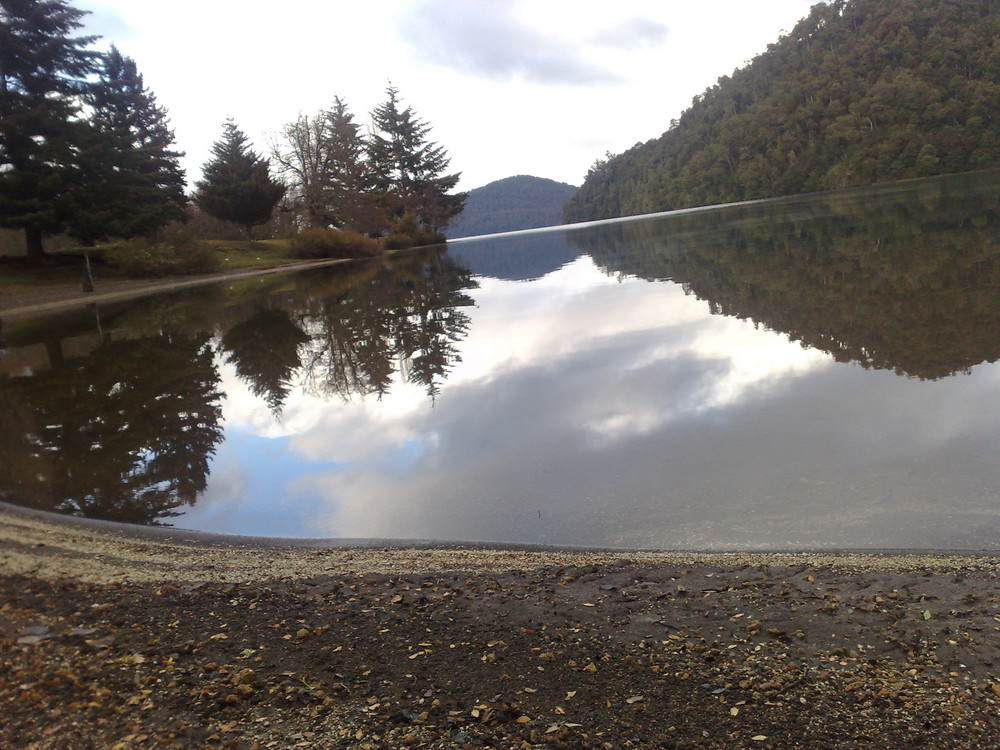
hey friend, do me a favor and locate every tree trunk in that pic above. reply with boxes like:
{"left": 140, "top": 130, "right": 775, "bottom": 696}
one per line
{"left": 24, "top": 227, "right": 45, "bottom": 259}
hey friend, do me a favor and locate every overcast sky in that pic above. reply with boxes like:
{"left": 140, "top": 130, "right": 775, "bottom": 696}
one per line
{"left": 76, "top": 0, "right": 815, "bottom": 192}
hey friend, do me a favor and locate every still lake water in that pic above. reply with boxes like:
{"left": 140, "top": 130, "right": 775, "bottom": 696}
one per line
{"left": 2, "top": 172, "right": 999, "bottom": 549}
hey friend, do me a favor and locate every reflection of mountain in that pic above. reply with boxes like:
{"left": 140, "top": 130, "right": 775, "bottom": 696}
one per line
{"left": 447, "top": 231, "right": 582, "bottom": 281}
{"left": 0, "top": 333, "right": 223, "bottom": 524}
{"left": 0, "top": 248, "right": 478, "bottom": 524}
{"left": 571, "top": 172, "right": 1000, "bottom": 380}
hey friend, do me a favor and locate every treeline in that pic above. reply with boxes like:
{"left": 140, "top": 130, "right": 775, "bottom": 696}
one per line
{"left": 565, "top": 0, "right": 1000, "bottom": 222}
{"left": 0, "top": 1, "right": 464, "bottom": 259}
{"left": 197, "top": 89, "right": 465, "bottom": 246}
{"left": 444, "top": 175, "right": 576, "bottom": 239}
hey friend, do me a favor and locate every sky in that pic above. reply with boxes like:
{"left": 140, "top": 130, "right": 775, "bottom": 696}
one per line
{"left": 76, "top": 0, "right": 816, "bottom": 192}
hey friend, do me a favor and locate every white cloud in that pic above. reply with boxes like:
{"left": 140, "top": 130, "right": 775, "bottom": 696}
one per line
{"left": 83, "top": 0, "right": 816, "bottom": 190}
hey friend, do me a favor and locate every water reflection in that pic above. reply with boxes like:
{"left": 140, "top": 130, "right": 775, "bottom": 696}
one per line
{"left": 2, "top": 173, "right": 999, "bottom": 547}
{"left": 570, "top": 171, "right": 1000, "bottom": 379}
{"left": 0, "top": 331, "right": 223, "bottom": 524}
{"left": 1, "top": 249, "right": 476, "bottom": 524}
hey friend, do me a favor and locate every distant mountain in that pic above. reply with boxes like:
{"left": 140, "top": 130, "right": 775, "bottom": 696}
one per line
{"left": 445, "top": 175, "right": 577, "bottom": 239}
{"left": 565, "top": 0, "right": 1000, "bottom": 222}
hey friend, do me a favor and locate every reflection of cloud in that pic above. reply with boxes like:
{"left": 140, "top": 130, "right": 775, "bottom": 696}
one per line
{"left": 398, "top": 0, "right": 622, "bottom": 85}
{"left": 592, "top": 18, "right": 669, "bottom": 49}
{"left": 208, "top": 255, "right": 1000, "bottom": 551}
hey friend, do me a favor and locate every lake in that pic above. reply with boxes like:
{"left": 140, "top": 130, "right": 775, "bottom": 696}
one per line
{"left": 2, "top": 171, "right": 998, "bottom": 550}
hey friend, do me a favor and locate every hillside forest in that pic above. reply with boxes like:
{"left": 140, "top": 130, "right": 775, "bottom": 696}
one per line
{"left": 565, "top": 0, "right": 1000, "bottom": 222}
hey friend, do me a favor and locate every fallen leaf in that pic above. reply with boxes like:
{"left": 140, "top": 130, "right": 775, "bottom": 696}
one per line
{"left": 582, "top": 663, "right": 598, "bottom": 673}
{"left": 516, "top": 715, "right": 531, "bottom": 724}
{"left": 626, "top": 695, "right": 644, "bottom": 704}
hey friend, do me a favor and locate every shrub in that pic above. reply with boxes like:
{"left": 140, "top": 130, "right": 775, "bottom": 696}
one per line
{"left": 288, "top": 228, "right": 381, "bottom": 259}
{"left": 104, "top": 231, "right": 221, "bottom": 278}
{"left": 380, "top": 233, "right": 414, "bottom": 250}
{"left": 380, "top": 212, "right": 446, "bottom": 251}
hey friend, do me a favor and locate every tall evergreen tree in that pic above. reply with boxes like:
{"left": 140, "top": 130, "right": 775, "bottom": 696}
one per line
{"left": 367, "top": 86, "right": 465, "bottom": 232}
{"left": 196, "top": 119, "right": 285, "bottom": 238}
{"left": 322, "top": 97, "right": 381, "bottom": 233}
{"left": 67, "top": 46, "right": 187, "bottom": 244}
{"left": 0, "top": 0, "right": 98, "bottom": 257}
{"left": 272, "top": 97, "right": 379, "bottom": 233}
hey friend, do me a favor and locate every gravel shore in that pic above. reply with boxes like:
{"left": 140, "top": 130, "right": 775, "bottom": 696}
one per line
{"left": 1, "top": 507, "right": 999, "bottom": 749}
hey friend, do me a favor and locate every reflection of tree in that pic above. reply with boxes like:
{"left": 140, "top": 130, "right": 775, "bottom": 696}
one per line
{"left": 297, "top": 250, "right": 476, "bottom": 400}
{"left": 0, "top": 247, "right": 476, "bottom": 527}
{"left": 0, "top": 333, "right": 223, "bottom": 524}
{"left": 221, "top": 308, "right": 309, "bottom": 415}
{"left": 571, "top": 172, "right": 1000, "bottom": 380}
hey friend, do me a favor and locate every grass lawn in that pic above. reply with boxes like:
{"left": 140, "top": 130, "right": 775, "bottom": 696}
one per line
{"left": 202, "top": 239, "right": 298, "bottom": 270}
{"left": 0, "top": 239, "right": 307, "bottom": 291}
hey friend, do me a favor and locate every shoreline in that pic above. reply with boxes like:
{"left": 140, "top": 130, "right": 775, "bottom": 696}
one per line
{"left": 2, "top": 503, "right": 997, "bottom": 585}
{"left": 3, "top": 506, "right": 999, "bottom": 748}
{"left": 0, "top": 257, "right": 351, "bottom": 320}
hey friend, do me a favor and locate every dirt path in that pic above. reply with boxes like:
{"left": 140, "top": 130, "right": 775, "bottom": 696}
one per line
{"left": 0, "top": 259, "right": 345, "bottom": 320}
{"left": 2, "top": 508, "right": 999, "bottom": 749}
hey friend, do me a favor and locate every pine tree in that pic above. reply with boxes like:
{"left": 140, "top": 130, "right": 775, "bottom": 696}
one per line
{"left": 195, "top": 119, "right": 285, "bottom": 238}
{"left": 367, "top": 86, "right": 465, "bottom": 233}
{"left": 67, "top": 46, "right": 187, "bottom": 244}
{"left": 0, "top": 0, "right": 98, "bottom": 257}
{"left": 322, "top": 97, "right": 381, "bottom": 232}
{"left": 272, "top": 97, "right": 379, "bottom": 233}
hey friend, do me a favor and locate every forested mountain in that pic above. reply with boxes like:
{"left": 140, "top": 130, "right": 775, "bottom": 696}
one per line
{"left": 565, "top": 0, "right": 1000, "bottom": 222}
{"left": 445, "top": 175, "right": 576, "bottom": 238}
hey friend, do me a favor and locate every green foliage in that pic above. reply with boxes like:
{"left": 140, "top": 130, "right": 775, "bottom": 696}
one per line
{"left": 105, "top": 230, "right": 220, "bottom": 278}
{"left": 288, "top": 228, "right": 381, "bottom": 259}
{"left": 368, "top": 86, "right": 466, "bottom": 233}
{"left": 0, "top": 0, "right": 99, "bottom": 256}
{"left": 566, "top": 0, "right": 1000, "bottom": 222}
{"left": 445, "top": 175, "right": 577, "bottom": 238}
{"left": 275, "top": 88, "right": 466, "bottom": 237}
{"left": 380, "top": 233, "right": 415, "bottom": 250}
{"left": 66, "top": 46, "right": 187, "bottom": 244}
{"left": 273, "top": 97, "right": 378, "bottom": 232}
{"left": 196, "top": 119, "right": 285, "bottom": 237}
